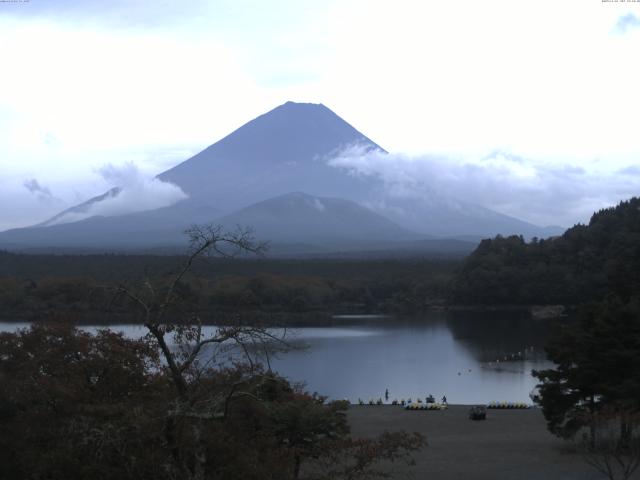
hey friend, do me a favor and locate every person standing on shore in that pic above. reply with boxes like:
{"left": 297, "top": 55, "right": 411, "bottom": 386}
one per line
{"left": 442, "top": 395, "right": 447, "bottom": 404}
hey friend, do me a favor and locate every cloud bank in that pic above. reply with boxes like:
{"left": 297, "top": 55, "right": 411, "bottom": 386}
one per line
{"left": 43, "top": 163, "right": 188, "bottom": 226}
{"left": 329, "top": 145, "right": 640, "bottom": 228}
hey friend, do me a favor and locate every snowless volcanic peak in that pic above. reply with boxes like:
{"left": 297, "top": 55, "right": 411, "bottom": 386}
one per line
{"left": 0, "top": 101, "right": 563, "bottom": 252}
{"left": 157, "top": 101, "right": 384, "bottom": 198}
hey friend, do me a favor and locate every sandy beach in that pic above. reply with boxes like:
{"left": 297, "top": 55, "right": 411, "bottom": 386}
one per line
{"left": 347, "top": 405, "right": 637, "bottom": 480}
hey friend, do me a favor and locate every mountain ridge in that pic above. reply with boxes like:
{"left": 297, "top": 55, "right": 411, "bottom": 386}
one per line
{"left": 0, "top": 101, "right": 563, "bottom": 253}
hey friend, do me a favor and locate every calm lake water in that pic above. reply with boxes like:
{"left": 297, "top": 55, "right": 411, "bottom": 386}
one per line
{"left": 0, "top": 310, "right": 554, "bottom": 404}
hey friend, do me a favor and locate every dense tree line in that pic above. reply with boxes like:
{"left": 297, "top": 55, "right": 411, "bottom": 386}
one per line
{"left": 0, "top": 256, "right": 456, "bottom": 321}
{"left": 0, "top": 251, "right": 458, "bottom": 282}
{"left": 453, "top": 197, "right": 640, "bottom": 305}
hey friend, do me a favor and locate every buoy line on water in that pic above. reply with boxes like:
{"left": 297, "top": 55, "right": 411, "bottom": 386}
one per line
{"left": 483, "top": 346, "right": 539, "bottom": 369}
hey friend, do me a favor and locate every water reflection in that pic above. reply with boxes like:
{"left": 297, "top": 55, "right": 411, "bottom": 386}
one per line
{"left": 0, "top": 311, "right": 557, "bottom": 404}
{"left": 446, "top": 309, "right": 550, "bottom": 363}
{"left": 268, "top": 311, "right": 555, "bottom": 404}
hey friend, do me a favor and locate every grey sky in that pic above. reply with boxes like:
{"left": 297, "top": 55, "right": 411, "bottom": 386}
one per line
{"left": 1, "top": 0, "right": 639, "bottom": 230}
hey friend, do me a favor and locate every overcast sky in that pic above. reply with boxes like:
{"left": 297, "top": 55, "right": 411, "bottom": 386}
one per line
{"left": 1, "top": 0, "right": 639, "bottom": 230}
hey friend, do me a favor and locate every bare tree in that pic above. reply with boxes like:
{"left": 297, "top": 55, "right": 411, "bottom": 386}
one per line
{"left": 104, "top": 224, "right": 425, "bottom": 480}
{"left": 111, "top": 224, "right": 290, "bottom": 479}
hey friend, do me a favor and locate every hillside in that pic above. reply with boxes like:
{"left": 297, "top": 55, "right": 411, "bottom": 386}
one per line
{"left": 216, "top": 192, "right": 419, "bottom": 249}
{"left": 452, "top": 197, "right": 640, "bottom": 305}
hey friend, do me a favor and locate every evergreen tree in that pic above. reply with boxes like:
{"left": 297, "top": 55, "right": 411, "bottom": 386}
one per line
{"left": 533, "top": 296, "right": 640, "bottom": 441}
{"left": 454, "top": 197, "right": 640, "bottom": 306}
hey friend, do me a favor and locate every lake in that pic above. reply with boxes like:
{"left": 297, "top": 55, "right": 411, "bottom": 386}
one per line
{"left": 0, "top": 310, "right": 554, "bottom": 404}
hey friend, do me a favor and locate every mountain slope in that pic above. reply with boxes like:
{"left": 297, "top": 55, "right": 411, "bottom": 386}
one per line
{"left": 160, "top": 101, "right": 384, "bottom": 193}
{"left": 366, "top": 193, "right": 563, "bottom": 238}
{"left": 37, "top": 187, "right": 122, "bottom": 227}
{"left": 0, "top": 101, "right": 561, "bottom": 252}
{"left": 157, "top": 101, "right": 384, "bottom": 213}
{"left": 0, "top": 193, "right": 419, "bottom": 253}
{"left": 0, "top": 201, "right": 220, "bottom": 249}
{"left": 216, "top": 192, "right": 419, "bottom": 248}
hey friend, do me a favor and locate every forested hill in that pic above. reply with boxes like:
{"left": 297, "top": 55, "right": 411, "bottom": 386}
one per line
{"left": 452, "top": 197, "right": 640, "bottom": 305}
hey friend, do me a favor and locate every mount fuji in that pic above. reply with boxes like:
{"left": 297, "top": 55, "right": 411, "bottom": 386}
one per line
{"left": 0, "top": 101, "right": 561, "bottom": 254}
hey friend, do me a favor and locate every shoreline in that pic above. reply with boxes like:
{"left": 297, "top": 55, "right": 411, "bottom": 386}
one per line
{"left": 0, "top": 303, "right": 570, "bottom": 325}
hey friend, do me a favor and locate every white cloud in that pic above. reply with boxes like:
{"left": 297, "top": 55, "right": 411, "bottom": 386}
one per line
{"left": 329, "top": 145, "right": 640, "bottom": 227}
{"left": 614, "top": 13, "right": 640, "bottom": 34}
{"left": 313, "top": 0, "right": 640, "bottom": 164}
{"left": 0, "top": 15, "right": 281, "bottom": 230}
{"left": 0, "top": 17, "right": 281, "bottom": 178}
{"left": 45, "top": 162, "right": 188, "bottom": 226}
{"left": 0, "top": 162, "right": 187, "bottom": 231}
